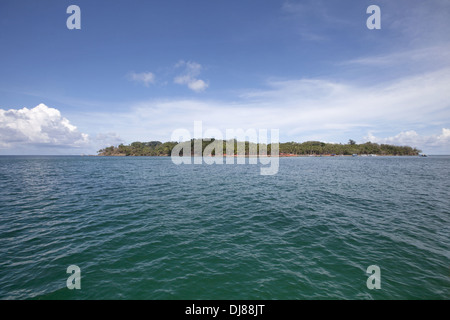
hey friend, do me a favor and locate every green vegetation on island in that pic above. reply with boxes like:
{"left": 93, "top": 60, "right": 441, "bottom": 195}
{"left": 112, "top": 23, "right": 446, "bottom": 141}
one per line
{"left": 97, "top": 139, "right": 420, "bottom": 156}
{"left": 277, "top": 140, "right": 420, "bottom": 156}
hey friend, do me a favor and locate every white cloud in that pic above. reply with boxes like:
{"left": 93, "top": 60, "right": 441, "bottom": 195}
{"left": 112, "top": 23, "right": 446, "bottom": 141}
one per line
{"left": 98, "top": 66, "right": 449, "bottom": 153}
{"left": 48, "top": 60, "right": 449, "bottom": 154}
{"left": 281, "top": 0, "right": 352, "bottom": 41}
{"left": 174, "top": 61, "right": 209, "bottom": 92}
{"left": 128, "top": 72, "right": 155, "bottom": 86}
{"left": 94, "top": 132, "right": 124, "bottom": 147}
{"left": 186, "top": 79, "right": 208, "bottom": 92}
{"left": 343, "top": 45, "right": 450, "bottom": 68}
{"left": 0, "top": 103, "right": 89, "bottom": 148}
{"left": 365, "top": 128, "right": 450, "bottom": 153}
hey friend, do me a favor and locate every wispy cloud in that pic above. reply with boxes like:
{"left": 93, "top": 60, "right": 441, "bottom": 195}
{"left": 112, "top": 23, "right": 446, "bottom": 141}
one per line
{"left": 128, "top": 71, "right": 155, "bottom": 87}
{"left": 281, "top": 0, "right": 352, "bottom": 41}
{"left": 94, "top": 132, "right": 124, "bottom": 148}
{"left": 382, "top": 0, "right": 450, "bottom": 45}
{"left": 80, "top": 65, "right": 450, "bottom": 153}
{"left": 342, "top": 45, "right": 450, "bottom": 68}
{"left": 281, "top": 0, "right": 343, "bottom": 23}
{"left": 174, "top": 61, "right": 209, "bottom": 92}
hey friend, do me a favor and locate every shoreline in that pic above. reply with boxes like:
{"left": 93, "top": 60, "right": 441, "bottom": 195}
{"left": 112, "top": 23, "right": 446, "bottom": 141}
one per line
{"left": 95, "top": 154, "right": 421, "bottom": 157}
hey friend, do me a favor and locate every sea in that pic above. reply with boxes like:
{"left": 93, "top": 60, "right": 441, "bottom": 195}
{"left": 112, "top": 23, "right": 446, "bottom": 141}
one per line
{"left": 0, "top": 155, "right": 449, "bottom": 300}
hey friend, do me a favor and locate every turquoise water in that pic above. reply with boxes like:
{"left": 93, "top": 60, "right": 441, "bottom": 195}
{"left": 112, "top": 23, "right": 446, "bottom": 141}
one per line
{"left": 0, "top": 156, "right": 449, "bottom": 300}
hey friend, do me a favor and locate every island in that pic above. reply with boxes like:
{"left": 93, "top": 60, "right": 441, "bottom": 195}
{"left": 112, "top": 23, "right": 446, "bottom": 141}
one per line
{"left": 97, "top": 139, "right": 420, "bottom": 157}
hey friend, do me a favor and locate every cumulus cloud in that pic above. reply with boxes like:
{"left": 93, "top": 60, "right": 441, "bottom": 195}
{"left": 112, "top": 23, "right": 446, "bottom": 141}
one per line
{"left": 0, "top": 104, "right": 89, "bottom": 148}
{"left": 365, "top": 129, "right": 450, "bottom": 153}
{"left": 174, "top": 61, "right": 209, "bottom": 92}
{"left": 128, "top": 72, "right": 155, "bottom": 86}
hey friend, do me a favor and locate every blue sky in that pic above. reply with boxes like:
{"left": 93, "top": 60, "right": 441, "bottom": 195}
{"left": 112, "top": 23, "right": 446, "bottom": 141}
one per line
{"left": 1, "top": 0, "right": 450, "bottom": 154}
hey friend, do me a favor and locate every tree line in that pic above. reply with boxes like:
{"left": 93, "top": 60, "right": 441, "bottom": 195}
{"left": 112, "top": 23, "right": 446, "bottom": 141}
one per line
{"left": 97, "top": 139, "right": 420, "bottom": 156}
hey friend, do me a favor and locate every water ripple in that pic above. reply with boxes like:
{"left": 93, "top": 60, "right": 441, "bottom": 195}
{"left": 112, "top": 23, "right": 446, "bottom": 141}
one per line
{"left": 0, "top": 156, "right": 449, "bottom": 299}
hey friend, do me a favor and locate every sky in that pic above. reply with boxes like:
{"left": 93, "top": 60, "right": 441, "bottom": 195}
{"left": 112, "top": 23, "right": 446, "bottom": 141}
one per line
{"left": 0, "top": 0, "right": 449, "bottom": 154}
